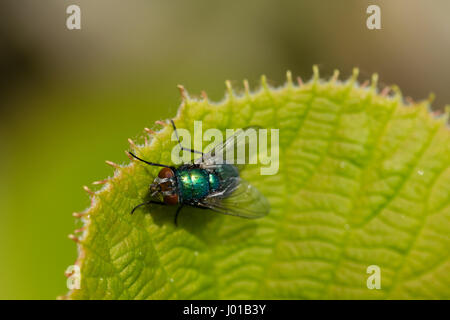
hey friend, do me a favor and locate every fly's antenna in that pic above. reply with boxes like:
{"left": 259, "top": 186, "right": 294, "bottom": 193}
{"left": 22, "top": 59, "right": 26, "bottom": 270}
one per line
{"left": 131, "top": 199, "right": 165, "bottom": 214}
{"left": 170, "top": 119, "right": 204, "bottom": 156}
{"left": 128, "top": 152, "right": 174, "bottom": 169}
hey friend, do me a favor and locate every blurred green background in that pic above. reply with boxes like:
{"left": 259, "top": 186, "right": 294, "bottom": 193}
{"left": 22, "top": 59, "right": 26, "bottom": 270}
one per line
{"left": 0, "top": 0, "right": 449, "bottom": 299}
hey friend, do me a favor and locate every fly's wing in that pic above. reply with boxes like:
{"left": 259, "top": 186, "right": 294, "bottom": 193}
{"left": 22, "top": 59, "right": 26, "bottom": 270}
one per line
{"left": 195, "top": 126, "right": 260, "bottom": 170}
{"left": 199, "top": 177, "right": 270, "bottom": 219}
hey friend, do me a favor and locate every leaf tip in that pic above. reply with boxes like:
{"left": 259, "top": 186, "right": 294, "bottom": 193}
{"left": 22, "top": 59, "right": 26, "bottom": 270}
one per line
{"left": 92, "top": 179, "right": 108, "bottom": 185}
{"left": 331, "top": 69, "right": 340, "bottom": 83}
{"left": 243, "top": 79, "right": 250, "bottom": 96}
{"left": 125, "top": 150, "right": 134, "bottom": 160}
{"left": 260, "top": 74, "right": 269, "bottom": 91}
{"left": 155, "top": 120, "right": 168, "bottom": 127}
{"left": 105, "top": 160, "right": 120, "bottom": 169}
{"left": 72, "top": 212, "right": 85, "bottom": 218}
{"left": 405, "top": 96, "right": 415, "bottom": 105}
{"left": 380, "top": 86, "right": 390, "bottom": 97}
{"left": 286, "top": 70, "right": 293, "bottom": 86}
{"left": 391, "top": 85, "right": 403, "bottom": 101}
{"left": 144, "top": 127, "right": 156, "bottom": 135}
{"left": 128, "top": 138, "right": 137, "bottom": 150}
{"left": 225, "top": 80, "right": 234, "bottom": 98}
{"left": 349, "top": 68, "right": 359, "bottom": 85}
{"left": 201, "top": 90, "right": 208, "bottom": 101}
{"left": 371, "top": 73, "right": 379, "bottom": 91}
{"left": 83, "top": 185, "right": 95, "bottom": 196}
{"left": 177, "top": 84, "right": 188, "bottom": 101}
{"left": 68, "top": 234, "right": 80, "bottom": 243}
{"left": 74, "top": 226, "right": 86, "bottom": 234}
{"left": 427, "top": 92, "right": 436, "bottom": 104}
{"left": 430, "top": 104, "right": 450, "bottom": 124}
{"left": 360, "top": 80, "right": 369, "bottom": 88}
{"left": 312, "top": 65, "right": 320, "bottom": 82}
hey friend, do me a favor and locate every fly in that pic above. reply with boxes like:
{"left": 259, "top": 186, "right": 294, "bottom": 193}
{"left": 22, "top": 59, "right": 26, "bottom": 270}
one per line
{"left": 129, "top": 120, "right": 270, "bottom": 225}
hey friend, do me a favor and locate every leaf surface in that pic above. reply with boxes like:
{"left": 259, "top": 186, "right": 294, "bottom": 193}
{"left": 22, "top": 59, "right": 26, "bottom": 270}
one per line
{"left": 67, "top": 68, "right": 450, "bottom": 299}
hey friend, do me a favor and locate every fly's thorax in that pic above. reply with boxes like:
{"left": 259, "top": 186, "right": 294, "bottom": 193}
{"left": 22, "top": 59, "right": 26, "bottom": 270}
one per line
{"left": 176, "top": 167, "right": 217, "bottom": 202}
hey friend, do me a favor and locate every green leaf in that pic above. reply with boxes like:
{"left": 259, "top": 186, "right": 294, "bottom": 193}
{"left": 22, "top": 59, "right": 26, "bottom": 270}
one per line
{"left": 65, "top": 68, "right": 450, "bottom": 299}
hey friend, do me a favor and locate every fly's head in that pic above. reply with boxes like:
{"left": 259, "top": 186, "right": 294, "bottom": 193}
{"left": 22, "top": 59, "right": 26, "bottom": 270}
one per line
{"left": 150, "top": 167, "right": 179, "bottom": 205}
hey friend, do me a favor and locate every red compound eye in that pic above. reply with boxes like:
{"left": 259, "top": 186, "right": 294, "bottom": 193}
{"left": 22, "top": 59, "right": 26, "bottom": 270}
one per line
{"left": 158, "top": 167, "right": 175, "bottom": 179}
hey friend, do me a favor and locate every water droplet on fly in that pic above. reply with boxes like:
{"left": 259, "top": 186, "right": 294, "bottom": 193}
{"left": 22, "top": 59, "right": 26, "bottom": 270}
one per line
{"left": 417, "top": 170, "right": 424, "bottom": 176}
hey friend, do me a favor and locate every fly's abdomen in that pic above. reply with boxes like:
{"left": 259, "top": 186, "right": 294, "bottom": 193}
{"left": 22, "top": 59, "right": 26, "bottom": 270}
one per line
{"left": 208, "top": 173, "right": 220, "bottom": 192}
{"left": 177, "top": 168, "right": 211, "bottom": 201}
{"left": 215, "top": 164, "right": 239, "bottom": 180}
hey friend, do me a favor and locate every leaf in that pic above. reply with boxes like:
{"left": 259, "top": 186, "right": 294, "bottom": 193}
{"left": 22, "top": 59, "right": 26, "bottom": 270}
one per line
{"left": 65, "top": 67, "right": 450, "bottom": 299}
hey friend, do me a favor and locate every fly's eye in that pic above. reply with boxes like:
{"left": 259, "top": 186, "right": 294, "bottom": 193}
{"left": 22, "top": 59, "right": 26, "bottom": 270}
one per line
{"left": 158, "top": 167, "right": 174, "bottom": 179}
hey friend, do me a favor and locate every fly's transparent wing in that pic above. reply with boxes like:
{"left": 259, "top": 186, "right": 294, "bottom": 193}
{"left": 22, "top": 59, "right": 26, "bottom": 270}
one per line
{"left": 196, "top": 126, "right": 260, "bottom": 170}
{"left": 199, "top": 177, "right": 270, "bottom": 219}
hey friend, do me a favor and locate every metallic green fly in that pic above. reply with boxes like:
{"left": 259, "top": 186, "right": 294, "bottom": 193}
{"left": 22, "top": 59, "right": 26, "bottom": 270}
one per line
{"left": 129, "top": 120, "right": 270, "bottom": 225}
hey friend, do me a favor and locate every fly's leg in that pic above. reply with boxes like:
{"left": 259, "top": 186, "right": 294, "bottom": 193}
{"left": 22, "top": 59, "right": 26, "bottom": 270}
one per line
{"left": 131, "top": 200, "right": 165, "bottom": 214}
{"left": 132, "top": 200, "right": 184, "bottom": 228}
{"left": 174, "top": 204, "right": 184, "bottom": 226}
